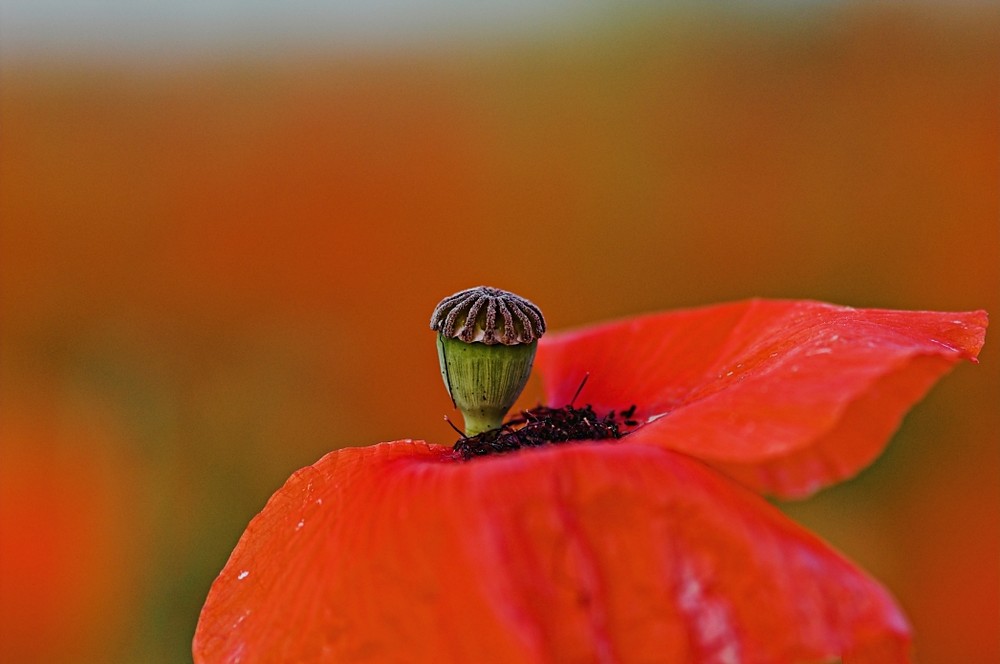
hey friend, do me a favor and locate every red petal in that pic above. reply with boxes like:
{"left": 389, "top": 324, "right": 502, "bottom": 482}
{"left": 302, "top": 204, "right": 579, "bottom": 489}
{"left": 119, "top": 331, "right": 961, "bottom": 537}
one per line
{"left": 536, "top": 300, "right": 987, "bottom": 497}
{"left": 195, "top": 441, "right": 910, "bottom": 663}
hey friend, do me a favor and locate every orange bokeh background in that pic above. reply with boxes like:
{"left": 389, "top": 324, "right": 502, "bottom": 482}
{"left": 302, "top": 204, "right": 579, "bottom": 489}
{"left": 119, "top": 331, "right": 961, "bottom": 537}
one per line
{"left": 1, "top": 4, "right": 997, "bottom": 662}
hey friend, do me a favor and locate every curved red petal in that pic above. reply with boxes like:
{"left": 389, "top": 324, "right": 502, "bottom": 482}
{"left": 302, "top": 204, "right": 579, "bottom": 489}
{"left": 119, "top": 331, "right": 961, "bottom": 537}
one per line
{"left": 195, "top": 441, "right": 910, "bottom": 663}
{"left": 536, "top": 300, "right": 987, "bottom": 497}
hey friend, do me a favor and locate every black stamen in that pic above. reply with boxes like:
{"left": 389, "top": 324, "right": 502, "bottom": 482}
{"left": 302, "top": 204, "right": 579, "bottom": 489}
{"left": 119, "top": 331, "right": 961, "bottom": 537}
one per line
{"left": 444, "top": 415, "right": 467, "bottom": 438}
{"left": 452, "top": 402, "right": 641, "bottom": 460}
{"left": 570, "top": 372, "right": 590, "bottom": 407}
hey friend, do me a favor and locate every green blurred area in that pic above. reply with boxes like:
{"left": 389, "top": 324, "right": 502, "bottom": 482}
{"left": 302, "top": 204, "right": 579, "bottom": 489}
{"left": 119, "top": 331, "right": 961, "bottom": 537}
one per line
{"left": 1, "top": 4, "right": 997, "bottom": 662}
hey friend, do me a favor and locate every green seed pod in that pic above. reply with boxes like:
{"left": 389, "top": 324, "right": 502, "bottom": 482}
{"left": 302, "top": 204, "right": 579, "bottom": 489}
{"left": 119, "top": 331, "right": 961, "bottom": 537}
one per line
{"left": 430, "top": 286, "right": 546, "bottom": 436}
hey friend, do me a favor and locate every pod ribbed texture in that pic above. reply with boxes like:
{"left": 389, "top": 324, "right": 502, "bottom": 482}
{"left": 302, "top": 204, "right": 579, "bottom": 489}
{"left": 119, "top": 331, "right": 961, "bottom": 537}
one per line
{"left": 430, "top": 286, "right": 545, "bottom": 346}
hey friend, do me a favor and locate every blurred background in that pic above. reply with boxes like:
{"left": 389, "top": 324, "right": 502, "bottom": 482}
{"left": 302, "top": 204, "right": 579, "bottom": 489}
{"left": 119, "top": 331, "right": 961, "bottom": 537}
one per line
{"left": 1, "top": 1, "right": 997, "bottom": 662}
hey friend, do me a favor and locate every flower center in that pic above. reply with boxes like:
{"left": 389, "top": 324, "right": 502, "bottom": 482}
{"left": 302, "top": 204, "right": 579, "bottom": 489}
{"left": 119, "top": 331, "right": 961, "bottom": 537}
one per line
{"left": 453, "top": 403, "right": 638, "bottom": 459}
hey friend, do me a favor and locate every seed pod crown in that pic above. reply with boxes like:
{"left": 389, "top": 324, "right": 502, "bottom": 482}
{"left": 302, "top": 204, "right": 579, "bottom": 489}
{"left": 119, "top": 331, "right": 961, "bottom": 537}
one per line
{"left": 430, "top": 286, "right": 545, "bottom": 346}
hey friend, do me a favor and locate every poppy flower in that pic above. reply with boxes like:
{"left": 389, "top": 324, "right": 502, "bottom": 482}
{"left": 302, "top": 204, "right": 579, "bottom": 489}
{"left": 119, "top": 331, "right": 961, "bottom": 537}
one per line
{"left": 0, "top": 392, "right": 146, "bottom": 663}
{"left": 194, "top": 297, "right": 986, "bottom": 663}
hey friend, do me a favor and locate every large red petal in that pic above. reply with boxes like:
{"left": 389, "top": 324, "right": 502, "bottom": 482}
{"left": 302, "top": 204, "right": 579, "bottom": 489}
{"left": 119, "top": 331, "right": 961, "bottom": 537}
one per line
{"left": 536, "top": 300, "right": 987, "bottom": 497}
{"left": 195, "top": 441, "right": 910, "bottom": 663}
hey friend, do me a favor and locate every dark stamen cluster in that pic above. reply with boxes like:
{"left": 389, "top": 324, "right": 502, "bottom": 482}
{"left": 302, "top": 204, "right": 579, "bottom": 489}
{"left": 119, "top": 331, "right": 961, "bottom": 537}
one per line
{"left": 453, "top": 403, "right": 639, "bottom": 460}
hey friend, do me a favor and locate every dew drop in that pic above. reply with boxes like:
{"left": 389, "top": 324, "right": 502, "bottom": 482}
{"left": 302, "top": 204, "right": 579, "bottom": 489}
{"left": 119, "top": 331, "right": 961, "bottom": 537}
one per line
{"left": 296, "top": 519, "right": 305, "bottom": 531}
{"left": 237, "top": 570, "right": 249, "bottom": 580}
{"left": 645, "top": 412, "right": 668, "bottom": 425}
{"left": 806, "top": 347, "right": 833, "bottom": 356}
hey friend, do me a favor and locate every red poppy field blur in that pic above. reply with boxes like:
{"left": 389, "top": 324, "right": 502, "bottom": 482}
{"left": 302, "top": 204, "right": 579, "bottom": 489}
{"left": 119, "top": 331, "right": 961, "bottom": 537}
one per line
{"left": 1, "top": 2, "right": 997, "bottom": 663}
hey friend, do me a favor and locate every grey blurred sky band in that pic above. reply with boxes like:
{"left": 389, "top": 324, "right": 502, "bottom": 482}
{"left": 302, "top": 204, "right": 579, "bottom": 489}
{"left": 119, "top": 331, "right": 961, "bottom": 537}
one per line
{"left": 0, "top": 0, "right": 848, "bottom": 57}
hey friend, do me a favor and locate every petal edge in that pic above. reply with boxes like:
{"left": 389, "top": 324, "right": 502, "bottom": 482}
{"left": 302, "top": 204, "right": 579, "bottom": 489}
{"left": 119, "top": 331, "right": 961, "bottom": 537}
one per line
{"left": 537, "top": 300, "right": 987, "bottom": 497}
